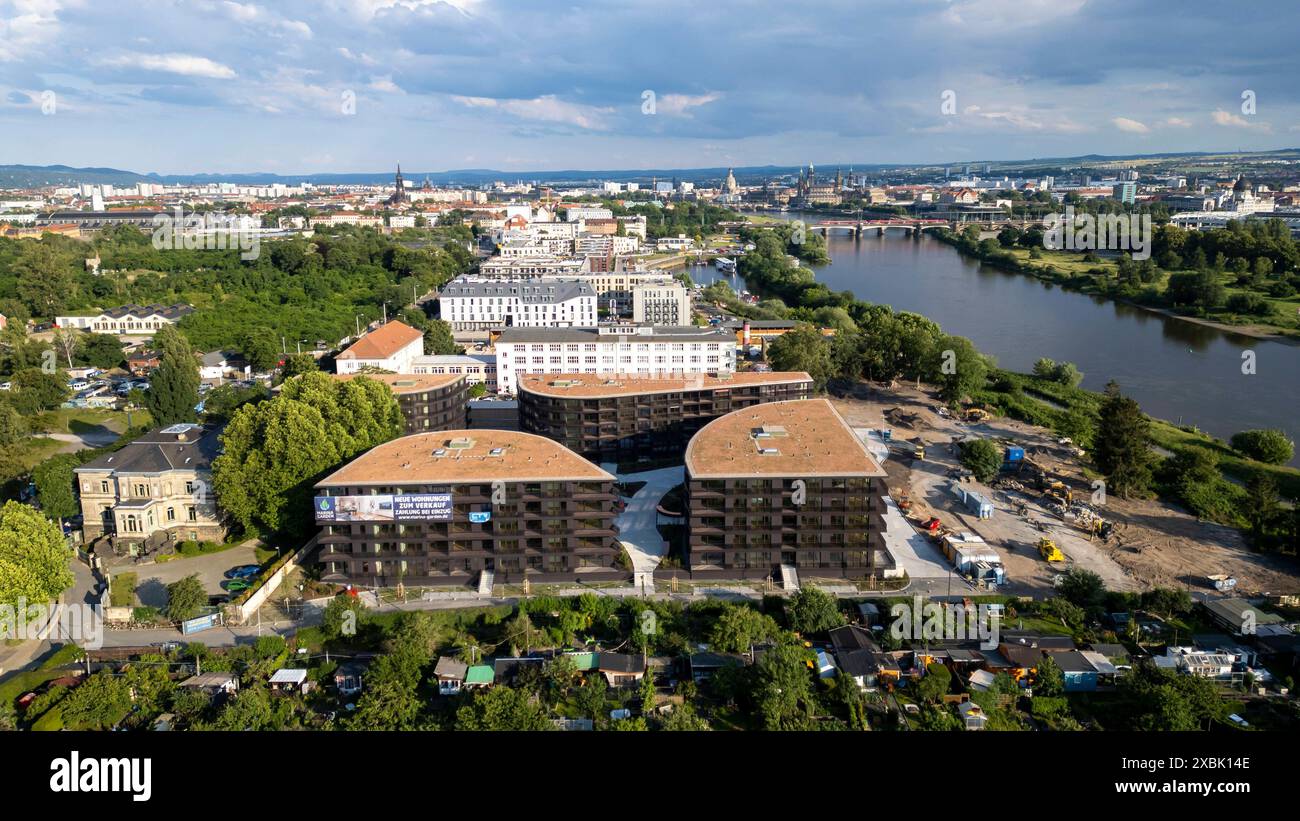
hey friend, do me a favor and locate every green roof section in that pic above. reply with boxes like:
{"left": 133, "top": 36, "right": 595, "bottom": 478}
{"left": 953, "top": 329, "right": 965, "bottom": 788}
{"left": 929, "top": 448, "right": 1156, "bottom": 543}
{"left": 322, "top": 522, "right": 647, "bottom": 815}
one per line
{"left": 465, "top": 665, "right": 495, "bottom": 684}
{"left": 565, "top": 652, "right": 598, "bottom": 671}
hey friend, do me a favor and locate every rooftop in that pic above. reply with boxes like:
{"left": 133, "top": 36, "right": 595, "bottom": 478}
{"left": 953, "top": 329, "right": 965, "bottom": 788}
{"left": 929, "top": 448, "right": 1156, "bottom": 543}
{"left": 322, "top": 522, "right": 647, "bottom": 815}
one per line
{"left": 337, "top": 320, "right": 424, "bottom": 361}
{"left": 75, "top": 424, "right": 219, "bottom": 475}
{"left": 333, "top": 372, "right": 464, "bottom": 394}
{"left": 518, "top": 370, "right": 812, "bottom": 399}
{"left": 497, "top": 325, "right": 731, "bottom": 345}
{"left": 684, "top": 398, "right": 886, "bottom": 479}
{"left": 316, "top": 429, "right": 614, "bottom": 487}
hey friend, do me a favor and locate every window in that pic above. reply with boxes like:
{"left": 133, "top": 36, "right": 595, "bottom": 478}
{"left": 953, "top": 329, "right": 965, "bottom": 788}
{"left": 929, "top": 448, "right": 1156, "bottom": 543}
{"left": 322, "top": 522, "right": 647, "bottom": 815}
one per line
{"left": 166, "top": 507, "right": 176, "bottom": 522}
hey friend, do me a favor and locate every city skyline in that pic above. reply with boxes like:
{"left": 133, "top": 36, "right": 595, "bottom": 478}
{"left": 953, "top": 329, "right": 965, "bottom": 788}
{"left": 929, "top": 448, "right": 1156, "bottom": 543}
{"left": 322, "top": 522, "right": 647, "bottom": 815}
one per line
{"left": 3, "top": 0, "right": 1299, "bottom": 174}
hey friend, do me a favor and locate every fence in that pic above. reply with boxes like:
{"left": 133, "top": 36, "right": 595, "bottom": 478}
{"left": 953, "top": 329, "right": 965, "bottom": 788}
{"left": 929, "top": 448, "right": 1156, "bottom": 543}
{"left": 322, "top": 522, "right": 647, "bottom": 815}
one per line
{"left": 226, "top": 535, "right": 319, "bottom": 625}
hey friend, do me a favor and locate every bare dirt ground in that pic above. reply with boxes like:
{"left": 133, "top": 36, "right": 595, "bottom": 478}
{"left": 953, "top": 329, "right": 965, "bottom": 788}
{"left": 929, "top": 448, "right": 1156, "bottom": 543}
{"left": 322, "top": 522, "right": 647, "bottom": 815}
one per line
{"left": 832, "top": 381, "right": 1300, "bottom": 598}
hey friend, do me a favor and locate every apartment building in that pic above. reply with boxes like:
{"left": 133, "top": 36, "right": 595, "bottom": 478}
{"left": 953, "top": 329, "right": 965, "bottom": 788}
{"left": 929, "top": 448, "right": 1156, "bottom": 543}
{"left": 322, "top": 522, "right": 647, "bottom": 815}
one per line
{"left": 74, "top": 423, "right": 224, "bottom": 546}
{"left": 494, "top": 325, "right": 736, "bottom": 395}
{"left": 409, "top": 353, "right": 497, "bottom": 392}
{"left": 335, "top": 320, "right": 425, "bottom": 374}
{"left": 335, "top": 373, "right": 469, "bottom": 433}
{"left": 314, "top": 430, "right": 622, "bottom": 586}
{"left": 683, "top": 398, "right": 891, "bottom": 581}
{"left": 518, "top": 371, "right": 813, "bottom": 460}
{"left": 478, "top": 256, "right": 585, "bottom": 278}
{"left": 632, "top": 281, "right": 692, "bottom": 325}
{"left": 578, "top": 270, "right": 675, "bottom": 312}
{"left": 437, "top": 277, "right": 597, "bottom": 331}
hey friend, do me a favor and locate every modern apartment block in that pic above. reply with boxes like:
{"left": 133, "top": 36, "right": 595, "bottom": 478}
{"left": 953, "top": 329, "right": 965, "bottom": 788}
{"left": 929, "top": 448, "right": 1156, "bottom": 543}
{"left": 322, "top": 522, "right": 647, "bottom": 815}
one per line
{"left": 437, "top": 276, "right": 597, "bottom": 331}
{"left": 632, "top": 281, "right": 692, "bottom": 325}
{"left": 335, "top": 373, "right": 469, "bottom": 433}
{"left": 518, "top": 371, "right": 813, "bottom": 460}
{"left": 683, "top": 398, "right": 891, "bottom": 581}
{"left": 494, "top": 325, "right": 736, "bottom": 395}
{"left": 74, "top": 423, "right": 224, "bottom": 548}
{"left": 314, "top": 430, "right": 622, "bottom": 586}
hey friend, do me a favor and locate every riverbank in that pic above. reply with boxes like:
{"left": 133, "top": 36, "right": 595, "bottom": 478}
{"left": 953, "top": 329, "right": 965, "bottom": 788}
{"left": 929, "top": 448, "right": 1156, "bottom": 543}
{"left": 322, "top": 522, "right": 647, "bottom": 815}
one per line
{"left": 932, "top": 229, "right": 1300, "bottom": 341}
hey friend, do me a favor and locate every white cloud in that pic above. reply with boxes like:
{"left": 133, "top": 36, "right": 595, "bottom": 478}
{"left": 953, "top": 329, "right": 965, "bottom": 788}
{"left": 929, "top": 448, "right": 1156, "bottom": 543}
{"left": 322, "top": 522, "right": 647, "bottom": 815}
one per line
{"left": 656, "top": 92, "right": 721, "bottom": 117}
{"left": 1163, "top": 116, "right": 1192, "bottom": 128}
{"left": 98, "top": 51, "right": 237, "bottom": 79}
{"left": 0, "top": 0, "right": 64, "bottom": 62}
{"left": 452, "top": 94, "right": 613, "bottom": 130}
{"left": 1112, "top": 117, "right": 1150, "bottom": 134}
{"left": 1211, "top": 109, "right": 1270, "bottom": 132}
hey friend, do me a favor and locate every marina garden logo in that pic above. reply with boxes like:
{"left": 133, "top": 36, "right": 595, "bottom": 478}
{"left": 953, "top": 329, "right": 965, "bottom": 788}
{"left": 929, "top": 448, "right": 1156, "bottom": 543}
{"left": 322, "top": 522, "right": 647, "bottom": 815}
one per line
{"left": 890, "top": 595, "right": 1001, "bottom": 650}
{"left": 1042, "top": 206, "right": 1152, "bottom": 261}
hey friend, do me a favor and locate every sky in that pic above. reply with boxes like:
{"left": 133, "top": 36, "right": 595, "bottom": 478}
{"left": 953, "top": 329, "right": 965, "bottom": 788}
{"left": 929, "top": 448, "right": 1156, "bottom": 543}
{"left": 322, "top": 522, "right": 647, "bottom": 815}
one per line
{"left": 1, "top": 0, "right": 1298, "bottom": 175}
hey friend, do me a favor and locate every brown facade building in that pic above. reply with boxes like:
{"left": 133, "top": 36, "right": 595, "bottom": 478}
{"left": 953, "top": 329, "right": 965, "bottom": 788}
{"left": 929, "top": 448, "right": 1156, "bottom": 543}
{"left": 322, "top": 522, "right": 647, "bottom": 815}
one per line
{"left": 684, "top": 398, "right": 891, "bottom": 581}
{"left": 517, "top": 371, "right": 813, "bottom": 460}
{"left": 335, "top": 373, "right": 469, "bottom": 434}
{"left": 315, "top": 430, "right": 622, "bottom": 587}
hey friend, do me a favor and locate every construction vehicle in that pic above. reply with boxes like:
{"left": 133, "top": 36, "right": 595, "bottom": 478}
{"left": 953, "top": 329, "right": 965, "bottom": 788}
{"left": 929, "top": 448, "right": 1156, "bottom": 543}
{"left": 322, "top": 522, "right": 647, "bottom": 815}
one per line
{"left": 890, "top": 438, "right": 926, "bottom": 461}
{"left": 1041, "top": 480, "right": 1073, "bottom": 506}
{"left": 1037, "top": 536, "right": 1066, "bottom": 563}
{"left": 963, "top": 407, "right": 991, "bottom": 423}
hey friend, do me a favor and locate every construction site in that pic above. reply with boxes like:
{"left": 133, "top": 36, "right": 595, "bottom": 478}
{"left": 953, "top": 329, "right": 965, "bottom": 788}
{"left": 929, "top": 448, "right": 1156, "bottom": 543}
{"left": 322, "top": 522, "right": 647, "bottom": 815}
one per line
{"left": 833, "top": 383, "right": 1300, "bottom": 599}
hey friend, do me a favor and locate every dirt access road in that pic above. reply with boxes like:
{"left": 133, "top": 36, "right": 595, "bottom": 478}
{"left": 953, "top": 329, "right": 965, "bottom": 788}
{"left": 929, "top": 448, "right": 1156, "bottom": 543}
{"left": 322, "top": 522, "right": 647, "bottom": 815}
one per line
{"left": 831, "top": 381, "right": 1300, "bottom": 598}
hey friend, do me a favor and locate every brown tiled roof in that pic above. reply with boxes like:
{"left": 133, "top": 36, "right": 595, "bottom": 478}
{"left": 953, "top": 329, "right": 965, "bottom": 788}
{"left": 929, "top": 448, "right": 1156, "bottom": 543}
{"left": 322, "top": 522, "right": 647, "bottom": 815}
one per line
{"left": 518, "top": 371, "right": 812, "bottom": 399}
{"left": 684, "top": 398, "right": 886, "bottom": 479}
{"left": 333, "top": 372, "right": 464, "bottom": 394}
{"left": 317, "top": 430, "right": 614, "bottom": 487}
{"left": 337, "top": 321, "right": 424, "bottom": 361}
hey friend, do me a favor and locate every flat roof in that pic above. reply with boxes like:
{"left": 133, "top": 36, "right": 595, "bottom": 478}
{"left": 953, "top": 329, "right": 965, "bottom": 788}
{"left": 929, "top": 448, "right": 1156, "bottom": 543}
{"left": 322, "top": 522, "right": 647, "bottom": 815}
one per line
{"left": 518, "top": 370, "right": 812, "bottom": 399}
{"left": 685, "top": 398, "right": 886, "bottom": 479}
{"left": 334, "top": 372, "right": 464, "bottom": 394}
{"left": 316, "top": 429, "right": 614, "bottom": 487}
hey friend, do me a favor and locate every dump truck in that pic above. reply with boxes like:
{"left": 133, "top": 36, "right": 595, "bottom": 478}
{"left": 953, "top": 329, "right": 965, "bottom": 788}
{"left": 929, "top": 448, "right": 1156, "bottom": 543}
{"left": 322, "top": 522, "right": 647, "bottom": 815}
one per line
{"left": 1037, "top": 536, "right": 1066, "bottom": 563}
{"left": 890, "top": 438, "right": 926, "bottom": 461}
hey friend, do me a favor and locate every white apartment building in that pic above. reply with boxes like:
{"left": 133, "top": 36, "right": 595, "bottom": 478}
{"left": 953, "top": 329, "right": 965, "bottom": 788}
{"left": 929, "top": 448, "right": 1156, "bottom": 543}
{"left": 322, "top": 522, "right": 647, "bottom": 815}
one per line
{"left": 564, "top": 206, "right": 613, "bottom": 222}
{"left": 438, "top": 277, "right": 597, "bottom": 331}
{"left": 494, "top": 325, "right": 736, "bottom": 395}
{"left": 617, "top": 215, "right": 647, "bottom": 239}
{"left": 575, "top": 233, "right": 640, "bottom": 256}
{"left": 633, "top": 281, "right": 692, "bottom": 325}
{"left": 478, "top": 257, "right": 586, "bottom": 277}
{"left": 409, "top": 353, "right": 497, "bottom": 391}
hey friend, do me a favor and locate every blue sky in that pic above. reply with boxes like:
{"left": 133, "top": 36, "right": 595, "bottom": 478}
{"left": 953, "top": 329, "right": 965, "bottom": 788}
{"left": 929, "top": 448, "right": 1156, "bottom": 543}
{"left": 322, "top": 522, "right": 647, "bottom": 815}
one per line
{"left": 1, "top": 0, "right": 1298, "bottom": 174}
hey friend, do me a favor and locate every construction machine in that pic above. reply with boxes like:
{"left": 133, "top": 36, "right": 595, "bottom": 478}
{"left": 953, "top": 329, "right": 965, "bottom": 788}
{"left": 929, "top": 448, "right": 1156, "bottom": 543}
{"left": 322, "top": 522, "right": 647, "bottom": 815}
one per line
{"left": 1037, "top": 536, "right": 1066, "bottom": 563}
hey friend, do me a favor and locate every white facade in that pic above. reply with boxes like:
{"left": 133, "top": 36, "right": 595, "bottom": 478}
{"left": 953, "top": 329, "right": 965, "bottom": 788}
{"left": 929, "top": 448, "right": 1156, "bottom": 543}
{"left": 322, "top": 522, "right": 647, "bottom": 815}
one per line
{"left": 438, "top": 277, "right": 597, "bottom": 331}
{"left": 564, "top": 206, "right": 613, "bottom": 222}
{"left": 632, "top": 281, "right": 692, "bottom": 325}
{"left": 410, "top": 354, "right": 497, "bottom": 391}
{"left": 494, "top": 326, "right": 735, "bottom": 395}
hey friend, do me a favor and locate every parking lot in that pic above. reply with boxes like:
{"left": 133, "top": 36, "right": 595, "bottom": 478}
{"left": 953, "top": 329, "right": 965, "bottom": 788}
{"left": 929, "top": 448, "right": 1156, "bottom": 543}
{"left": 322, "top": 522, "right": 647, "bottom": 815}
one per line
{"left": 125, "top": 543, "right": 262, "bottom": 608}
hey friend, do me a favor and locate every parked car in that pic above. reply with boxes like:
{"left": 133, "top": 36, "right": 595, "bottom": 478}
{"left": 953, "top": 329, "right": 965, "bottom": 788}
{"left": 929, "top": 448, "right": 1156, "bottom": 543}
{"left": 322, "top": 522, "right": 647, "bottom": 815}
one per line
{"left": 224, "top": 564, "right": 261, "bottom": 580}
{"left": 222, "top": 579, "right": 251, "bottom": 593}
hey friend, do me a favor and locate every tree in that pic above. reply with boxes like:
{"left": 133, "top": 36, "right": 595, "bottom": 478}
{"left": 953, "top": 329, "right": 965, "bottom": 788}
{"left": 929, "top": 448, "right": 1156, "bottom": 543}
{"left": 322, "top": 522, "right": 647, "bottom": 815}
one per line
{"left": 1093, "top": 381, "right": 1155, "bottom": 499}
{"left": 322, "top": 593, "right": 368, "bottom": 640}
{"left": 8, "top": 367, "right": 69, "bottom": 414}
{"left": 660, "top": 701, "right": 711, "bottom": 731}
{"left": 76, "top": 333, "right": 127, "bottom": 370}
{"left": 14, "top": 242, "right": 75, "bottom": 317}
{"left": 280, "top": 353, "right": 318, "bottom": 380}
{"left": 348, "top": 654, "right": 422, "bottom": 730}
{"left": 916, "top": 661, "right": 952, "bottom": 703}
{"left": 423, "top": 318, "right": 462, "bottom": 355}
{"left": 32, "top": 453, "right": 79, "bottom": 523}
{"left": 1034, "top": 654, "right": 1064, "bottom": 696}
{"left": 145, "top": 326, "right": 200, "bottom": 427}
{"left": 1058, "top": 567, "right": 1106, "bottom": 610}
{"left": 503, "top": 609, "right": 542, "bottom": 656}
{"left": 959, "top": 438, "right": 1002, "bottom": 483}
{"left": 58, "top": 672, "right": 132, "bottom": 730}
{"left": 0, "top": 403, "right": 25, "bottom": 446}
{"left": 0, "top": 501, "right": 75, "bottom": 608}
{"left": 787, "top": 586, "right": 845, "bottom": 635}
{"left": 930, "top": 335, "right": 988, "bottom": 404}
{"left": 1230, "top": 429, "right": 1294, "bottom": 465}
{"left": 455, "top": 686, "right": 551, "bottom": 731}
{"left": 240, "top": 326, "right": 280, "bottom": 373}
{"left": 708, "top": 604, "right": 779, "bottom": 653}
{"left": 164, "top": 574, "right": 206, "bottom": 622}
{"left": 766, "top": 324, "right": 833, "bottom": 387}
{"left": 1244, "top": 474, "right": 1280, "bottom": 545}
{"left": 754, "top": 644, "right": 815, "bottom": 730}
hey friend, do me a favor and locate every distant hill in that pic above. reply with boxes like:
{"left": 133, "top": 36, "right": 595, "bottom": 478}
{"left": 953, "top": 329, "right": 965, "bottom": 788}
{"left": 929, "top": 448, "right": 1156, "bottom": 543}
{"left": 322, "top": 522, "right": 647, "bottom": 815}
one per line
{"left": 2, "top": 147, "right": 1297, "bottom": 189}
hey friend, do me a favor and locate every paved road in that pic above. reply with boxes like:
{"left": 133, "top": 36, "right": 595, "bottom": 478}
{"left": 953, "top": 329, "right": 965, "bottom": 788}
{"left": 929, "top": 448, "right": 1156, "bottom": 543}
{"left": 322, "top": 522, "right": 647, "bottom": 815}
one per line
{"left": 608, "top": 464, "right": 684, "bottom": 591}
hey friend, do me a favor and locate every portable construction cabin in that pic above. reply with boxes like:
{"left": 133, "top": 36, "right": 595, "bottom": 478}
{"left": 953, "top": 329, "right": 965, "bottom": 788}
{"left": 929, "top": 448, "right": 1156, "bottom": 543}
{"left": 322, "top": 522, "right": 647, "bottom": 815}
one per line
{"left": 963, "top": 489, "right": 994, "bottom": 519}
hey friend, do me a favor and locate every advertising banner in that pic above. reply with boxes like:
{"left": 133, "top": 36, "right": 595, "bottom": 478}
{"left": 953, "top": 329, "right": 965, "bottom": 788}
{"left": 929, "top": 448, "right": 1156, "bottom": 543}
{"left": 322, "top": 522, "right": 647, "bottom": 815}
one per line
{"left": 314, "top": 493, "right": 453, "bottom": 523}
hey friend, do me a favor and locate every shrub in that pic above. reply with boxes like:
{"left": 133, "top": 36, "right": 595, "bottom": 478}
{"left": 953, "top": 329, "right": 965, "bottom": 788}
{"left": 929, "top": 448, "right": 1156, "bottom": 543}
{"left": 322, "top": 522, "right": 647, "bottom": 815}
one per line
{"left": 1230, "top": 429, "right": 1294, "bottom": 465}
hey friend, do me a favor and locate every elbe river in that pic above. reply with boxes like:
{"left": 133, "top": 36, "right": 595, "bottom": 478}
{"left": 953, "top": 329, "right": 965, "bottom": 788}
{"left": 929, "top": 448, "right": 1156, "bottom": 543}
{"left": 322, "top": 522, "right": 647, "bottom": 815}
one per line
{"left": 689, "top": 219, "right": 1298, "bottom": 467}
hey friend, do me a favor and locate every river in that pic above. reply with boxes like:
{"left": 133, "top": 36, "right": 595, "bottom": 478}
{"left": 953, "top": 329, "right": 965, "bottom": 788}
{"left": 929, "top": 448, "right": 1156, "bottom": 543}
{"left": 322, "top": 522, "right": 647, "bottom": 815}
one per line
{"left": 687, "top": 216, "right": 1299, "bottom": 466}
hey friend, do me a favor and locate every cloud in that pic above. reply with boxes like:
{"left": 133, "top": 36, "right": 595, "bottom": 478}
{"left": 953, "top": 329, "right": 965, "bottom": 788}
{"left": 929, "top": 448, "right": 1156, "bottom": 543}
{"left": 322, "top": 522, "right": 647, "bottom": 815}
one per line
{"left": 1211, "top": 109, "right": 1270, "bottom": 131}
{"left": 1112, "top": 117, "right": 1150, "bottom": 134}
{"left": 655, "top": 92, "right": 721, "bottom": 117}
{"left": 1163, "top": 116, "right": 1192, "bottom": 128}
{"left": 452, "top": 94, "right": 613, "bottom": 130}
{"left": 0, "top": 0, "right": 64, "bottom": 62}
{"left": 98, "top": 51, "right": 237, "bottom": 79}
